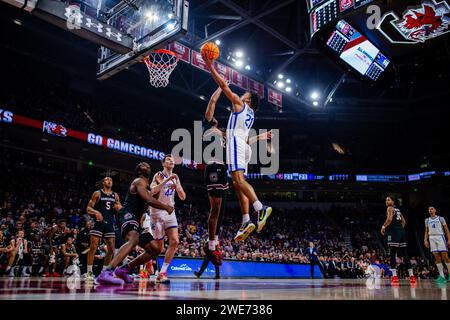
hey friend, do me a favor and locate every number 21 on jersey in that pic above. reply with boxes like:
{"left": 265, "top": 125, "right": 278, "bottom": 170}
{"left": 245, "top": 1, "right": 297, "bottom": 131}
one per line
{"left": 245, "top": 113, "right": 254, "bottom": 128}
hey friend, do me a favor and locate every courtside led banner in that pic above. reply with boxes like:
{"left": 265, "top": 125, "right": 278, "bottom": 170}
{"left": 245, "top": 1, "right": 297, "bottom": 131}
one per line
{"left": 158, "top": 257, "right": 323, "bottom": 279}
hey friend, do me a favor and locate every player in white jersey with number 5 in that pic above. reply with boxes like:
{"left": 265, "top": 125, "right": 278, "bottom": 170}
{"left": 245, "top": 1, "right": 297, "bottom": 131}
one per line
{"left": 150, "top": 154, "right": 186, "bottom": 283}
{"left": 424, "top": 206, "right": 450, "bottom": 283}
{"left": 203, "top": 55, "right": 273, "bottom": 243}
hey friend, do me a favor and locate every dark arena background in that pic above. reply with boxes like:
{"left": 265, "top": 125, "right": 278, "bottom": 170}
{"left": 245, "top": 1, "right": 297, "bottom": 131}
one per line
{"left": 1, "top": 0, "right": 450, "bottom": 312}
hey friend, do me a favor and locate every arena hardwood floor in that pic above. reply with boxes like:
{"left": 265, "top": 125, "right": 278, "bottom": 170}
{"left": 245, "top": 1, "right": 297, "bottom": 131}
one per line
{"left": 0, "top": 277, "right": 448, "bottom": 300}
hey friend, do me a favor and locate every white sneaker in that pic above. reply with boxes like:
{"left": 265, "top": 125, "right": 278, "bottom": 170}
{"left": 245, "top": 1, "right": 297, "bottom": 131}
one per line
{"left": 82, "top": 271, "right": 95, "bottom": 281}
{"left": 256, "top": 206, "right": 272, "bottom": 233}
{"left": 234, "top": 221, "right": 256, "bottom": 242}
{"left": 21, "top": 267, "right": 31, "bottom": 277}
{"left": 7, "top": 268, "right": 16, "bottom": 277}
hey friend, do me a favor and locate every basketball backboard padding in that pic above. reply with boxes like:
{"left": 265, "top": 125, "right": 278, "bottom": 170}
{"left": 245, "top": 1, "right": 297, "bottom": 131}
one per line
{"left": 96, "top": 0, "right": 189, "bottom": 80}
{"left": 32, "top": 0, "right": 134, "bottom": 53}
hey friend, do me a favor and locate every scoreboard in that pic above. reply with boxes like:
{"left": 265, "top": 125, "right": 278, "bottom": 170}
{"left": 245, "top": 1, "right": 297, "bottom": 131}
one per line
{"left": 308, "top": 0, "right": 376, "bottom": 38}
{"left": 327, "top": 20, "right": 390, "bottom": 80}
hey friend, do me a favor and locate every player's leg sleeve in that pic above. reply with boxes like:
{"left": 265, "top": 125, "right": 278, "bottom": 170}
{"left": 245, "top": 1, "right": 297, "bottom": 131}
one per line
{"left": 216, "top": 194, "right": 226, "bottom": 237}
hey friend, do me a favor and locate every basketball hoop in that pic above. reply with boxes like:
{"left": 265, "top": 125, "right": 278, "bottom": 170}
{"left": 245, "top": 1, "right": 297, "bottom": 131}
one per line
{"left": 143, "top": 49, "right": 179, "bottom": 88}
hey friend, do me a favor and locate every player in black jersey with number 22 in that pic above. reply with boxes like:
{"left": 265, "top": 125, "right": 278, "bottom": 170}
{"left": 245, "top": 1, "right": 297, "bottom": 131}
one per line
{"left": 84, "top": 176, "right": 122, "bottom": 281}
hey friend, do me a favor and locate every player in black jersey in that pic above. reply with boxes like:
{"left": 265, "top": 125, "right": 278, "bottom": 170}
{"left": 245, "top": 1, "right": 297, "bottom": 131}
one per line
{"left": 96, "top": 162, "right": 176, "bottom": 285}
{"left": 381, "top": 196, "right": 416, "bottom": 285}
{"left": 202, "top": 86, "right": 228, "bottom": 267}
{"left": 61, "top": 236, "right": 78, "bottom": 275}
{"left": 29, "top": 234, "right": 46, "bottom": 276}
{"left": 46, "top": 219, "right": 71, "bottom": 277}
{"left": 84, "top": 176, "right": 122, "bottom": 281}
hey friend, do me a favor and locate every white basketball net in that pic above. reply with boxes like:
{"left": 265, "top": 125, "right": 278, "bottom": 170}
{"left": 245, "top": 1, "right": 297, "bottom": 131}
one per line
{"left": 143, "top": 50, "right": 179, "bottom": 88}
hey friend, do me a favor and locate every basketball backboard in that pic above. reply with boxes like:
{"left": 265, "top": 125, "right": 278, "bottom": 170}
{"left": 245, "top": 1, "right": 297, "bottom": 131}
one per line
{"left": 96, "top": 0, "right": 188, "bottom": 80}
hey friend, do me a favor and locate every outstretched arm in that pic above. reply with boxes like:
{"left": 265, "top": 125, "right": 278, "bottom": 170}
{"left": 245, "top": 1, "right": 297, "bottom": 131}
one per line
{"left": 381, "top": 207, "right": 394, "bottom": 235}
{"left": 135, "top": 179, "right": 174, "bottom": 214}
{"left": 205, "top": 86, "right": 222, "bottom": 122}
{"left": 248, "top": 130, "right": 273, "bottom": 145}
{"left": 203, "top": 57, "right": 243, "bottom": 112}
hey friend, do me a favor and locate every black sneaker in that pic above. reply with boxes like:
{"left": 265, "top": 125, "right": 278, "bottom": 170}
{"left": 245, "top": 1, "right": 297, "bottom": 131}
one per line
{"left": 194, "top": 271, "right": 201, "bottom": 279}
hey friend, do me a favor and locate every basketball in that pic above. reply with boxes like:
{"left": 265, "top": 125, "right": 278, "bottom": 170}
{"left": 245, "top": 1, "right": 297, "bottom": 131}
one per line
{"left": 200, "top": 42, "right": 219, "bottom": 60}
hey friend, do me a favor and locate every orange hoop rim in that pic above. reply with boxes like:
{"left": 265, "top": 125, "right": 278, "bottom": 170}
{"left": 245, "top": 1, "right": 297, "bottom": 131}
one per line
{"left": 143, "top": 49, "right": 179, "bottom": 69}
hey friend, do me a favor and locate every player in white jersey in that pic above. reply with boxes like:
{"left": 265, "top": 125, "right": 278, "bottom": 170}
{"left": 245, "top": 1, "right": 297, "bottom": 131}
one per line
{"left": 203, "top": 55, "right": 273, "bottom": 243}
{"left": 424, "top": 206, "right": 450, "bottom": 283}
{"left": 150, "top": 154, "right": 186, "bottom": 283}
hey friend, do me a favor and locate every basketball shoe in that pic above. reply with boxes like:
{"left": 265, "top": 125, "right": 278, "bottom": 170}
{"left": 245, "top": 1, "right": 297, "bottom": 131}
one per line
{"left": 204, "top": 243, "right": 221, "bottom": 266}
{"left": 114, "top": 265, "right": 134, "bottom": 284}
{"left": 96, "top": 269, "right": 124, "bottom": 285}
{"left": 234, "top": 220, "right": 255, "bottom": 242}
{"left": 409, "top": 275, "right": 416, "bottom": 284}
{"left": 156, "top": 272, "right": 170, "bottom": 284}
{"left": 391, "top": 276, "right": 399, "bottom": 284}
{"left": 256, "top": 206, "right": 273, "bottom": 233}
{"left": 82, "top": 271, "right": 95, "bottom": 281}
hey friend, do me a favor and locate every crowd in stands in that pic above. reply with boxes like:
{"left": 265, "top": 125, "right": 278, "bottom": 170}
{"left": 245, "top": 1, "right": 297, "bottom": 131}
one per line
{"left": 0, "top": 148, "right": 438, "bottom": 279}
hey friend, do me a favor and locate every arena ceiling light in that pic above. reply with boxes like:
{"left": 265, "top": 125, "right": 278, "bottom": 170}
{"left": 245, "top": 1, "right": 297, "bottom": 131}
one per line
{"left": 245, "top": 65, "right": 251, "bottom": 70}
{"left": 277, "top": 81, "right": 285, "bottom": 89}
{"left": 145, "top": 11, "right": 158, "bottom": 21}
{"left": 278, "top": 74, "right": 284, "bottom": 79}
{"left": 286, "top": 78, "right": 291, "bottom": 84}
{"left": 313, "top": 101, "right": 319, "bottom": 107}
{"left": 286, "top": 87, "right": 292, "bottom": 92}
{"left": 235, "top": 51, "right": 244, "bottom": 58}
{"left": 215, "top": 39, "right": 221, "bottom": 46}
{"left": 311, "top": 92, "right": 319, "bottom": 100}
{"left": 167, "top": 23, "right": 176, "bottom": 31}
{"left": 235, "top": 60, "right": 244, "bottom": 68}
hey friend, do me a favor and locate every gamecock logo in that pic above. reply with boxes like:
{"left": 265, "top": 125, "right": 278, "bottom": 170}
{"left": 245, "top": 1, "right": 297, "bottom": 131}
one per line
{"left": 43, "top": 121, "right": 68, "bottom": 137}
{"left": 377, "top": 0, "right": 450, "bottom": 44}
{"left": 395, "top": 1, "right": 450, "bottom": 42}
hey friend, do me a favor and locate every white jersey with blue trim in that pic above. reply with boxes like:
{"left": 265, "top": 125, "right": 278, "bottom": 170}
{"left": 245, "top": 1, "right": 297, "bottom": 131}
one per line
{"left": 426, "top": 216, "right": 446, "bottom": 236}
{"left": 150, "top": 171, "right": 176, "bottom": 214}
{"left": 226, "top": 103, "right": 254, "bottom": 142}
{"left": 226, "top": 103, "right": 254, "bottom": 172}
